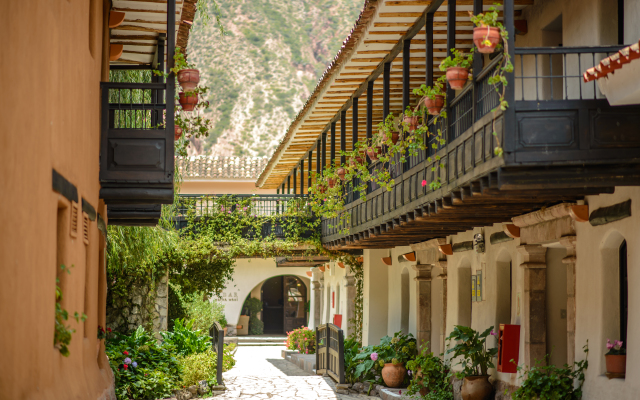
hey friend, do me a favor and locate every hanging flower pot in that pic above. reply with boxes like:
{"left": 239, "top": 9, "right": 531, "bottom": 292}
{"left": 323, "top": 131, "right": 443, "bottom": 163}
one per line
{"left": 318, "top": 184, "right": 327, "bottom": 194}
{"left": 391, "top": 132, "right": 400, "bottom": 145}
{"left": 425, "top": 95, "right": 445, "bottom": 116}
{"left": 174, "top": 125, "right": 183, "bottom": 140}
{"left": 367, "top": 146, "right": 382, "bottom": 161}
{"left": 446, "top": 67, "right": 470, "bottom": 90}
{"left": 473, "top": 26, "right": 501, "bottom": 54}
{"left": 179, "top": 92, "right": 198, "bottom": 111}
{"left": 404, "top": 115, "right": 419, "bottom": 133}
{"left": 461, "top": 375, "right": 493, "bottom": 400}
{"left": 327, "top": 177, "right": 336, "bottom": 188}
{"left": 177, "top": 69, "right": 200, "bottom": 92}
{"left": 336, "top": 167, "right": 346, "bottom": 181}
{"left": 381, "top": 363, "right": 407, "bottom": 388}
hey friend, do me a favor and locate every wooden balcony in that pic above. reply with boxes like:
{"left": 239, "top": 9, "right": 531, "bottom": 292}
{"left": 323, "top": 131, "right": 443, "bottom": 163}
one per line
{"left": 322, "top": 45, "right": 640, "bottom": 249}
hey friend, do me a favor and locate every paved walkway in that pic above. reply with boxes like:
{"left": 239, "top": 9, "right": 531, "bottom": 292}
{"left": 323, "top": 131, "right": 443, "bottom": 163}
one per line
{"left": 210, "top": 346, "right": 371, "bottom": 400}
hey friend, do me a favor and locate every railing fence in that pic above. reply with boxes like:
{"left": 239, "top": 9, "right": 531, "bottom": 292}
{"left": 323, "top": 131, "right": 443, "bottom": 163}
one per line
{"left": 315, "top": 323, "right": 345, "bottom": 384}
{"left": 209, "top": 321, "right": 225, "bottom": 386}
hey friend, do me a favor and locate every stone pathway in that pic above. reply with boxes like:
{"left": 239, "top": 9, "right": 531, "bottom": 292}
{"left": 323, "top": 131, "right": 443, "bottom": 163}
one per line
{"left": 209, "top": 346, "right": 372, "bottom": 400}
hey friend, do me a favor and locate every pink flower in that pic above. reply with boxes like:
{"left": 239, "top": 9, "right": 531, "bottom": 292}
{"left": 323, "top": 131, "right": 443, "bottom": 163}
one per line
{"left": 615, "top": 340, "right": 624, "bottom": 350}
{"left": 371, "top": 352, "right": 378, "bottom": 361}
{"left": 607, "top": 339, "right": 614, "bottom": 350}
{"left": 399, "top": 391, "right": 402, "bottom": 395}
{"left": 421, "top": 180, "right": 427, "bottom": 187}
{"left": 490, "top": 330, "right": 496, "bottom": 336}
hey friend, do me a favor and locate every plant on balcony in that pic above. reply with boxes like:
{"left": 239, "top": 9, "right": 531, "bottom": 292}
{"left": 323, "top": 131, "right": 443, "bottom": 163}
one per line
{"left": 445, "top": 326, "right": 498, "bottom": 400}
{"left": 440, "top": 48, "right": 474, "bottom": 90}
{"left": 511, "top": 343, "right": 589, "bottom": 400}
{"left": 469, "top": 5, "right": 503, "bottom": 54}
{"left": 605, "top": 338, "right": 626, "bottom": 375}
{"left": 406, "top": 347, "right": 453, "bottom": 399}
{"left": 414, "top": 78, "right": 447, "bottom": 116}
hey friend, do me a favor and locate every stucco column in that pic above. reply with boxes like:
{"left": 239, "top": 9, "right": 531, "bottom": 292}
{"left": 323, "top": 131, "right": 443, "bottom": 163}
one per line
{"left": 517, "top": 245, "right": 548, "bottom": 367}
{"left": 344, "top": 275, "right": 356, "bottom": 338}
{"left": 559, "top": 235, "right": 577, "bottom": 365}
{"left": 414, "top": 264, "right": 433, "bottom": 352}
{"left": 436, "top": 260, "right": 448, "bottom": 352}
{"left": 312, "top": 280, "right": 322, "bottom": 328}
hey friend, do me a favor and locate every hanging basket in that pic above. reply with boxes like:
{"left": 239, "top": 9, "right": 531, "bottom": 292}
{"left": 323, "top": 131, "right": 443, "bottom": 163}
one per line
{"left": 177, "top": 69, "right": 200, "bottom": 92}
{"left": 336, "top": 167, "right": 346, "bottom": 181}
{"left": 367, "top": 146, "right": 382, "bottom": 161}
{"left": 174, "top": 125, "right": 183, "bottom": 140}
{"left": 179, "top": 92, "right": 198, "bottom": 111}
{"left": 327, "top": 178, "right": 337, "bottom": 188}
{"left": 404, "top": 115, "right": 419, "bottom": 133}
{"left": 425, "top": 95, "right": 445, "bottom": 116}
{"left": 446, "top": 67, "right": 470, "bottom": 90}
{"left": 473, "top": 26, "right": 501, "bottom": 54}
{"left": 391, "top": 132, "right": 400, "bottom": 145}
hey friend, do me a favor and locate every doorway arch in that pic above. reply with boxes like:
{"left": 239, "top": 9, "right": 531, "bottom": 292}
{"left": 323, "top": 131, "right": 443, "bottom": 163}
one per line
{"left": 261, "top": 275, "right": 308, "bottom": 334}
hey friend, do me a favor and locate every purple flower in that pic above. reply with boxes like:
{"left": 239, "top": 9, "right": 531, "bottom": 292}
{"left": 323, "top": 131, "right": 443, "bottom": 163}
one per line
{"left": 408, "top": 370, "right": 412, "bottom": 376}
{"left": 132, "top": 361, "right": 138, "bottom": 368}
{"left": 490, "top": 330, "right": 497, "bottom": 336}
{"left": 607, "top": 339, "right": 614, "bottom": 350}
{"left": 371, "top": 352, "right": 378, "bottom": 361}
{"left": 124, "top": 357, "right": 132, "bottom": 365}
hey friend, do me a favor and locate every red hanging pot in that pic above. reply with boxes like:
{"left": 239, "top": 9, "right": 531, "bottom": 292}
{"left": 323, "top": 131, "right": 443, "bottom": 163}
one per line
{"left": 336, "top": 167, "right": 346, "bottom": 181}
{"left": 473, "top": 26, "right": 501, "bottom": 54}
{"left": 425, "top": 95, "right": 445, "bottom": 116}
{"left": 367, "top": 146, "right": 382, "bottom": 161}
{"left": 174, "top": 125, "right": 183, "bottom": 140}
{"left": 179, "top": 92, "right": 198, "bottom": 111}
{"left": 177, "top": 69, "right": 200, "bottom": 91}
{"left": 327, "top": 178, "right": 336, "bottom": 188}
{"left": 318, "top": 184, "right": 327, "bottom": 194}
{"left": 391, "top": 132, "right": 400, "bottom": 145}
{"left": 446, "top": 67, "right": 470, "bottom": 90}
{"left": 404, "top": 115, "right": 419, "bottom": 133}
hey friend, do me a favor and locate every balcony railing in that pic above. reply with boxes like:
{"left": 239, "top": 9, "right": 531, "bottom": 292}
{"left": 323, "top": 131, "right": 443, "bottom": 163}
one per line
{"left": 175, "top": 194, "right": 317, "bottom": 240}
{"left": 322, "top": 44, "right": 638, "bottom": 241}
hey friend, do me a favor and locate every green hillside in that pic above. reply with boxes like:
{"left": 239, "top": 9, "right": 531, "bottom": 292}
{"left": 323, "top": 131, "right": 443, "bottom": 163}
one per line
{"left": 188, "top": 0, "right": 362, "bottom": 157}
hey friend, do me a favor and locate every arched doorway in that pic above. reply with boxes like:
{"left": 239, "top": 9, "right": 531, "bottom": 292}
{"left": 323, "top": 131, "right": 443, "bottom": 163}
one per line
{"left": 261, "top": 275, "right": 308, "bottom": 334}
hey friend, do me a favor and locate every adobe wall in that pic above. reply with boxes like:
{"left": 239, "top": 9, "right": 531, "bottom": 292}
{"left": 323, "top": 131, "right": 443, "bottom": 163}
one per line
{"left": 0, "top": 0, "right": 115, "bottom": 399}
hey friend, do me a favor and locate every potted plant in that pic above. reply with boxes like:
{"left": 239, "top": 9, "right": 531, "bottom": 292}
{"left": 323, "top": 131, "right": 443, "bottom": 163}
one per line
{"left": 445, "top": 326, "right": 498, "bottom": 400}
{"left": 336, "top": 166, "right": 346, "bottom": 181}
{"left": 605, "top": 339, "right": 626, "bottom": 375}
{"left": 173, "top": 47, "right": 200, "bottom": 91}
{"left": 469, "top": 6, "right": 503, "bottom": 54}
{"left": 414, "top": 80, "right": 446, "bottom": 116}
{"left": 406, "top": 347, "right": 452, "bottom": 398}
{"left": 440, "top": 49, "right": 474, "bottom": 90}
{"left": 367, "top": 133, "right": 384, "bottom": 161}
{"left": 403, "top": 106, "right": 419, "bottom": 133}
{"left": 179, "top": 91, "right": 198, "bottom": 111}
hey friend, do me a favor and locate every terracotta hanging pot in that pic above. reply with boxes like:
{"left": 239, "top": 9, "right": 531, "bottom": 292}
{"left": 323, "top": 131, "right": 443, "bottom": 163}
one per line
{"left": 391, "top": 132, "right": 400, "bottom": 145}
{"left": 174, "top": 125, "right": 183, "bottom": 140}
{"left": 179, "top": 92, "right": 198, "bottom": 111}
{"left": 367, "top": 146, "right": 382, "bottom": 161}
{"left": 381, "top": 363, "right": 406, "bottom": 388}
{"left": 318, "top": 184, "right": 327, "bottom": 194}
{"left": 606, "top": 355, "right": 626, "bottom": 375}
{"left": 177, "top": 69, "right": 200, "bottom": 91}
{"left": 336, "top": 167, "right": 346, "bottom": 181}
{"left": 425, "top": 95, "right": 445, "bottom": 116}
{"left": 446, "top": 67, "right": 470, "bottom": 90}
{"left": 461, "top": 375, "right": 493, "bottom": 400}
{"left": 404, "top": 115, "right": 419, "bottom": 133}
{"left": 473, "top": 26, "right": 501, "bottom": 54}
{"left": 327, "top": 177, "right": 336, "bottom": 188}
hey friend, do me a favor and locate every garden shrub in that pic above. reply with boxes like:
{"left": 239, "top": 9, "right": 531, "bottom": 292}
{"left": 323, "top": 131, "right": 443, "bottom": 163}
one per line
{"left": 242, "top": 297, "right": 264, "bottom": 335}
{"left": 183, "top": 291, "right": 227, "bottom": 332}
{"left": 106, "top": 326, "right": 181, "bottom": 400}
{"left": 178, "top": 349, "right": 219, "bottom": 387}
{"left": 249, "top": 315, "right": 264, "bottom": 335}
{"left": 286, "top": 327, "right": 315, "bottom": 354}
{"left": 160, "top": 318, "right": 211, "bottom": 356}
{"left": 168, "top": 282, "right": 188, "bottom": 331}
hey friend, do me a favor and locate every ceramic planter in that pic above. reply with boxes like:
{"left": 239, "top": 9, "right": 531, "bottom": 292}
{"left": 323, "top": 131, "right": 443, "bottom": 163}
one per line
{"left": 327, "top": 177, "right": 336, "bottom": 188}
{"left": 381, "top": 363, "right": 407, "bottom": 388}
{"left": 446, "top": 67, "right": 470, "bottom": 90}
{"left": 174, "top": 125, "right": 183, "bottom": 140}
{"left": 391, "top": 132, "right": 400, "bottom": 145}
{"left": 367, "top": 146, "right": 382, "bottom": 161}
{"left": 336, "top": 167, "right": 346, "bottom": 181}
{"left": 461, "top": 375, "right": 493, "bottom": 400}
{"left": 177, "top": 69, "right": 200, "bottom": 91}
{"left": 425, "top": 95, "right": 445, "bottom": 116}
{"left": 606, "top": 354, "right": 626, "bottom": 374}
{"left": 473, "top": 26, "right": 501, "bottom": 54}
{"left": 404, "top": 115, "right": 419, "bottom": 133}
{"left": 179, "top": 92, "right": 198, "bottom": 111}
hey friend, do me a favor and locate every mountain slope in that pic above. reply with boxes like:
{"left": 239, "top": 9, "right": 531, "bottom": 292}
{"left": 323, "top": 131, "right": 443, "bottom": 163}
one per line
{"left": 188, "top": 0, "right": 362, "bottom": 157}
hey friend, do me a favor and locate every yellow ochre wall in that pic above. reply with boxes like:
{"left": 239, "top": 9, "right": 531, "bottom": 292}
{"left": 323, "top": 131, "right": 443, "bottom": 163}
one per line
{"left": 0, "top": 1, "right": 115, "bottom": 399}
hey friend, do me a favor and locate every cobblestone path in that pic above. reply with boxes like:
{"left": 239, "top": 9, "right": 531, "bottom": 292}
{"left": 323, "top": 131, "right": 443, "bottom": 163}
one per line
{"left": 211, "top": 346, "right": 370, "bottom": 400}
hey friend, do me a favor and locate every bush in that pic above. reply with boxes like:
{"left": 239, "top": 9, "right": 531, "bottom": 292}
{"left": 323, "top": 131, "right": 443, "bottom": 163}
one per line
{"left": 222, "top": 343, "right": 238, "bottom": 371}
{"left": 242, "top": 297, "right": 264, "bottom": 335}
{"left": 106, "top": 326, "right": 181, "bottom": 400}
{"left": 183, "top": 292, "right": 227, "bottom": 332}
{"left": 406, "top": 347, "right": 452, "bottom": 399}
{"left": 160, "top": 319, "right": 211, "bottom": 356}
{"left": 168, "top": 283, "right": 188, "bottom": 331}
{"left": 286, "top": 327, "right": 315, "bottom": 354}
{"left": 178, "top": 349, "right": 219, "bottom": 387}
{"left": 249, "top": 315, "right": 264, "bottom": 335}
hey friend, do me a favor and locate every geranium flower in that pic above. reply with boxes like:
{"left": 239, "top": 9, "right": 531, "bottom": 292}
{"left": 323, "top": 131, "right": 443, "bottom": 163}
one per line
{"left": 123, "top": 364, "right": 128, "bottom": 370}
{"left": 370, "top": 352, "right": 378, "bottom": 361}
{"left": 123, "top": 351, "right": 129, "bottom": 355}
{"left": 422, "top": 180, "right": 427, "bottom": 187}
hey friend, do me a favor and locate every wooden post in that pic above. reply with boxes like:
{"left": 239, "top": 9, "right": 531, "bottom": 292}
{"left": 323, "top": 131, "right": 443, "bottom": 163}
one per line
{"left": 425, "top": 13, "right": 434, "bottom": 87}
{"left": 503, "top": 0, "right": 516, "bottom": 161}
{"left": 383, "top": 62, "right": 391, "bottom": 119}
{"left": 340, "top": 110, "right": 346, "bottom": 167}
{"left": 321, "top": 131, "right": 327, "bottom": 174}
{"left": 217, "top": 327, "right": 224, "bottom": 385}
{"left": 287, "top": 175, "right": 291, "bottom": 194}
{"left": 446, "top": 0, "right": 456, "bottom": 141}
{"left": 330, "top": 122, "right": 336, "bottom": 168}
{"left": 338, "top": 328, "right": 346, "bottom": 384}
{"left": 403, "top": 39, "right": 411, "bottom": 111}
{"left": 299, "top": 159, "right": 304, "bottom": 195}
{"left": 166, "top": 0, "right": 175, "bottom": 177}
{"left": 293, "top": 167, "right": 297, "bottom": 195}
{"left": 472, "top": 0, "right": 483, "bottom": 122}
{"left": 352, "top": 98, "right": 358, "bottom": 200}
{"left": 308, "top": 149, "right": 313, "bottom": 193}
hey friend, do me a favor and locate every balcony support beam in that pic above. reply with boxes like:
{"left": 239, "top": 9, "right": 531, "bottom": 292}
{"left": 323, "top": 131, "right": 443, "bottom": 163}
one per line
{"left": 425, "top": 13, "right": 434, "bottom": 87}
{"left": 331, "top": 122, "right": 336, "bottom": 168}
{"left": 321, "top": 131, "right": 327, "bottom": 174}
{"left": 300, "top": 159, "right": 304, "bottom": 195}
{"left": 293, "top": 169, "right": 297, "bottom": 195}
{"left": 383, "top": 62, "right": 391, "bottom": 119}
{"left": 308, "top": 149, "right": 313, "bottom": 193}
{"left": 341, "top": 110, "right": 347, "bottom": 167}
{"left": 352, "top": 97, "right": 359, "bottom": 200}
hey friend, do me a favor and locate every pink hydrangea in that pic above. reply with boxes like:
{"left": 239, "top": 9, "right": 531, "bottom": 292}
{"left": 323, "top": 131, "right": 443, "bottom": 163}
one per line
{"left": 371, "top": 352, "right": 378, "bottom": 361}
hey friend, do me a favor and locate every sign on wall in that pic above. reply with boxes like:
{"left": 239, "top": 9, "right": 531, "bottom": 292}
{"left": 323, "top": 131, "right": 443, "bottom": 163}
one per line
{"left": 471, "top": 271, "right": 483, "bottom": 302}
{"left": 472, "top": 275, "right": 477, "bottom": 302}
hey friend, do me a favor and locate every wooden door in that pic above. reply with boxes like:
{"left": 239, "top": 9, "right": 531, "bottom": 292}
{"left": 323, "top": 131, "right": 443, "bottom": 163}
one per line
{"left": 283, "top": 276, "right": 307, "bottom": 333}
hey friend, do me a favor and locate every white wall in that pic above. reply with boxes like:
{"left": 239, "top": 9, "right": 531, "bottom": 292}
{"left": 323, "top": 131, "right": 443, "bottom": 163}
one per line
{"left": 625, "top": 0, "right": 640, "bottom": 42}
{"left": 362, "top": 249, "right": 390, "bottom": 346}
{"left": 386, "top": 246, "right": 417, "bottom": 339}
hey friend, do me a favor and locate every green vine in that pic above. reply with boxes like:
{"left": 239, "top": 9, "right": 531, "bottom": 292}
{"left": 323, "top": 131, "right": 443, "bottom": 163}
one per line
{"left": 55, "top": 264, "right": 87, "bottom": 357}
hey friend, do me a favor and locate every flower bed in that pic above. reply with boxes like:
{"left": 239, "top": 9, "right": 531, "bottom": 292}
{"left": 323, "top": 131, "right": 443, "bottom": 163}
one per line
{"left": 285, "top": 327, "right": 315, "bottom": 354}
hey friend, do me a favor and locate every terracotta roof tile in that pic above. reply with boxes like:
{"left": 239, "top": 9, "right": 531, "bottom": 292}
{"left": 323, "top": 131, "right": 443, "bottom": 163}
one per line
{"left": 583, "top": 39, "right": 640, "bottom": 82}
{"left": 176, "top": 156, "right": 268, "bottom": 180}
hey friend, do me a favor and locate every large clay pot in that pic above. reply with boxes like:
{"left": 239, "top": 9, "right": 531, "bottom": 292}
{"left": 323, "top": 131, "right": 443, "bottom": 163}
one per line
{"left": 177, "top": 69, "right": 200, "bottom": 91}
{"left": 425, "top": 95, "right": 445, "bottom": 116}
{"left": 404, "top": 115, "right": 419, "bottom": 133}
{"left": 446, "top": 67, "right": 470, "bottom": 90}
{"left": 461, "top": 375, "right": 493, "bottom": 400}
{"left": 179, "top": 92, "right": 198, "bottom": 111}
{"left": 367, "top": 146, "right": 382, "bottom": 161}
{"left": 336, "top": 167, "right": 346, "bottom": 181}
{"left": 473, "top": 26, "right": 501, "bottom": 54}
{"left": 606, "top": 355, "right": 627, "bottom": 374}
{"left": 381, "top": 363, "right": 407, "bottom": 388}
